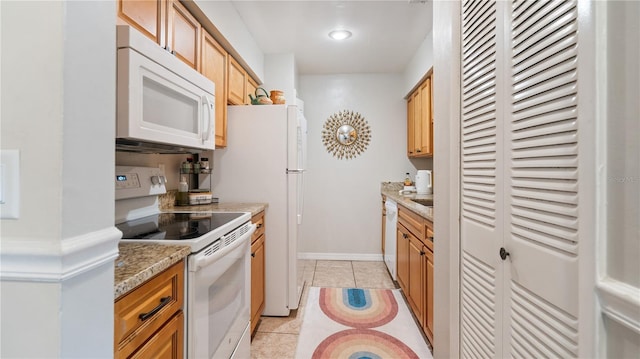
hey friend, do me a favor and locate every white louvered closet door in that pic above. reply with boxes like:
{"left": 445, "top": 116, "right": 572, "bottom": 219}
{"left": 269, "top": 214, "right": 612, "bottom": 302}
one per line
{"left": 505, "top": 0, "right": 579, "bottom": 356}
{"left": 460, "top": 0, "right": 506, "bottom": 357}
{"left": 460, "top": 0, "right": 581, "bottom": 357}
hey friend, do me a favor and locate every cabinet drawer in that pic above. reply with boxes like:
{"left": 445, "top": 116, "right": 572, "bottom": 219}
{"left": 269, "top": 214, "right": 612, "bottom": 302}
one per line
{"left": 129, "top": 311, "right": 184, "bottom": 359}
{"left": 398, "top": 206, "right": 425, "bottom": 240}
{"left": 251, "top": 211, "right": 265, "bottom": 242}
{"left": 115, "top": 261, "right": 184, "bottom": 353}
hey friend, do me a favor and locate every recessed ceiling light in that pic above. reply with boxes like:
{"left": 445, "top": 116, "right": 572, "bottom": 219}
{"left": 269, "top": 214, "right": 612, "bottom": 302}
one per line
{"left": 328, "top": 30, "right": 352, "bottom": 41}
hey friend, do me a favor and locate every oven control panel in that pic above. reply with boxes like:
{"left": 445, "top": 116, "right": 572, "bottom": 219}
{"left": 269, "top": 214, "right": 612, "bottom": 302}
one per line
{"left": 115, "top": 166, "right": 166, "bottom": 200}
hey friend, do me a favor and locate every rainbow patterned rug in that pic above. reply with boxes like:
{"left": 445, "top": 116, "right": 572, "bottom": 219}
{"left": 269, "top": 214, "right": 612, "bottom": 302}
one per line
{"left": 295, "top": 287, "right": 433, "bottom": 359}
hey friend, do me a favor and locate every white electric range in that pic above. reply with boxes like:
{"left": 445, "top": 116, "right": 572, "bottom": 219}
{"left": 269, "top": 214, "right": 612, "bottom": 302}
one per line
{"left": 115, "top": 166, "right": 254, "bottom": 359}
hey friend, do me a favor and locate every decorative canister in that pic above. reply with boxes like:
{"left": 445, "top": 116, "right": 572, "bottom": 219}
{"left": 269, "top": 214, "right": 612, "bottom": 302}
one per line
{"left": 270, "top": 90, "right": 285, "bottom": 104}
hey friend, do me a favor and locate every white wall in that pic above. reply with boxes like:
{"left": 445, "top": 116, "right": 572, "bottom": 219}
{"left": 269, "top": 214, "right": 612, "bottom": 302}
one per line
{"left": 432, "top": 1, "right": 461, "bottom": 358}
{"left": 299, "top": 74, "right": 419, "bottom": 258}
{"left": 194, "top": 0, "right": 264, "bottom": 81}
{"left": 403, "top": 30, "right": 434, "bottom": 97}
{"left": 0, "top": 1, "right": 118, "bottom": 357}
{"left": 263, "top": 53, "right": 297, "bottom": 105}
{"left": 597, "top": 1, "right": 640, "bottom": 356}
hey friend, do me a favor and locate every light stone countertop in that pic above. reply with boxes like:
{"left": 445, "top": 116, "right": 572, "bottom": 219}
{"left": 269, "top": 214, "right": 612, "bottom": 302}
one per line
{"left": 114, "top": 243, "right": 191, "bottom": 300}
{"left": 158, "top": 191, "right": 268, "bottom": 217}
{"left": 167, "top": 202, "right": 268, "bottom": 217}
{"left": 381, "top": 182, "right": 434, "bottom": 222}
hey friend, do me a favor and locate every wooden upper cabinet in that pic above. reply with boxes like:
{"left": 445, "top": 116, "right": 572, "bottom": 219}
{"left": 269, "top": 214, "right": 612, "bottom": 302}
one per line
{"left": 227, "top": 56, "right": 247, "bottom": 105}
{"left": 201, "top": 31, "right": 228, "bottom": 147}
{"left": 419, "top": 77, "right": 433, "bottom": 155}
{"left": 117, "top": 0, "right": 166, "bottom": 48}
{"left": 167, "top": 0, "right": 200, "bottom": 70}
{"left": 407, "top": 96, "right": 415, "bottom": 156}
{"left": 246, "top": 77, "right": 259, "bottom": 106}
{"left": 412, "top": 90, "right": 423, "bottom": 155}
{"left": 407, "top": 69, "right": 434, "bottom": 158}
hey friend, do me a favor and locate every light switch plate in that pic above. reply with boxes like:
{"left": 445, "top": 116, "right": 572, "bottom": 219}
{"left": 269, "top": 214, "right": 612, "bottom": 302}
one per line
{"left": 1, "top": 150, "right": 20, "bottom": 219}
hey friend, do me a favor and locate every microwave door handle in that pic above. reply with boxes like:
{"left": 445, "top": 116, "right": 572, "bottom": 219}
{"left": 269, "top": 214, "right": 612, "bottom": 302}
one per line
{"left": 202, "top": 95, "right": 213, "bottom": 143}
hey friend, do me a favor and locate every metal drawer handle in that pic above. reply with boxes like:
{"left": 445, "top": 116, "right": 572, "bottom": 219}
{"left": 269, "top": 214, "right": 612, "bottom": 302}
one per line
{"left": 256, "top": 223, "right": 263, "bottom": 229}
{"left": 139, "top": 296, "right": 171, "bottom": 321}
{"left": 251, "top": 252, "right": 256, "bottom": 258}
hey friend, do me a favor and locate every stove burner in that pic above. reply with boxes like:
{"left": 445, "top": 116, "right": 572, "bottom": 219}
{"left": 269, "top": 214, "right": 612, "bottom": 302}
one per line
{"left": 117, "top": 212, "right": 246, "bottom": 241}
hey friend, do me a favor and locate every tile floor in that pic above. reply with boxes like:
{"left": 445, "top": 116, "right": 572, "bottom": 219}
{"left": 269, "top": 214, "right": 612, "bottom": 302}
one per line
{"left": 250, "top": 260, "right": 397, "bottom": 359}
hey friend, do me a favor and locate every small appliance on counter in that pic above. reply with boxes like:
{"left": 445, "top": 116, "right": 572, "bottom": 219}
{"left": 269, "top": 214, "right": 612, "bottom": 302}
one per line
{"left": 416, "top": 170, "right": 433, "bottom": 195}
{"left": 400, "top": 172, "right": 417, "bottom": 194}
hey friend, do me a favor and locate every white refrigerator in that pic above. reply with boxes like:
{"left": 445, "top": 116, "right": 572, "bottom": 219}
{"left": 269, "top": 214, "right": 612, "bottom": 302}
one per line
{"left": 213, "top": 104, "right": 307, "bottom": 316}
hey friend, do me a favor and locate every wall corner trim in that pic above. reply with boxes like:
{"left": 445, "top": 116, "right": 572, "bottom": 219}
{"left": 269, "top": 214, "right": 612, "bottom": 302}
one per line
{"left": 0, "top": 227, "right": 121, "bottom": 282}
{"left": 597, "top": 278, "right": 640, "bottom": 335}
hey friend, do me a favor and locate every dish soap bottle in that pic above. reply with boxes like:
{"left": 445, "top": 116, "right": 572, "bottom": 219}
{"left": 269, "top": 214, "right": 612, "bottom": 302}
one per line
{"left": 404, "top": 172, "right": 412, "bottom": 186}
{"left": 177, "top": 176, "right": 189, "bottom": 206}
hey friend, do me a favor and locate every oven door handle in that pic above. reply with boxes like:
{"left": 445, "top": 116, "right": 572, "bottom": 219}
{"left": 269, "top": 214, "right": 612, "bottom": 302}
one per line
{"left": 190, "top": 223, "right": 256, "bottom": 272}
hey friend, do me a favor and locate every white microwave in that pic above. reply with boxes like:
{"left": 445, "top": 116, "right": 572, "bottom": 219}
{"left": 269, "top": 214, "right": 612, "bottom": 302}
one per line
{"left": 116, "top": 25, "right": 215, "bottom": 153}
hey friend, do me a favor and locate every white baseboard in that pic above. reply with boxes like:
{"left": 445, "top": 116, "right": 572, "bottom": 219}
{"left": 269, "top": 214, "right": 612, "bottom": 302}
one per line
{"left": 298, "top": 252, "right": 383, "bottom": 261}
{"left": 0, "top": 226, "right": 121, "bottom": 282}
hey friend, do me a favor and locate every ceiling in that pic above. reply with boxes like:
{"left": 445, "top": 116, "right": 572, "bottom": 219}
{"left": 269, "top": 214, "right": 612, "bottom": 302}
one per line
{"left": 230, "top": 0, "right": 433, "bottom": 75}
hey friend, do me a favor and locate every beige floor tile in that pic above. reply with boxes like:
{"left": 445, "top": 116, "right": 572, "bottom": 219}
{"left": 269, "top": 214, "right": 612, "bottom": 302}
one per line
{"left": 315, "top": 260, "right": 353, "bottom": 269}
{"left": 351, "top": 260, "right": 387, "bottom": 271}
{"left": 250, "top": 332, "right": 298, "bottom": 359}
{"left": 255, "top": 312, "right": 303, "bottom": 335}
{"left": 297, "top": 281, "right": 312, "bottom": 310}
{"left": 312, "top": 266, "right": 356, "bottom": 288}
{"left": 256, "top": 285, "right": 309, "bottom": 335}
{"left": 352, "top": 261, "right": 396, "bottom": 289}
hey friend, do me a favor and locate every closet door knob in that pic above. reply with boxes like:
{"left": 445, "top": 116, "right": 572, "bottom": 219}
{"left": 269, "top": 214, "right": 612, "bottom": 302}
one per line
{"left": 499, "top": 247, "right": 510, "bottom": 260}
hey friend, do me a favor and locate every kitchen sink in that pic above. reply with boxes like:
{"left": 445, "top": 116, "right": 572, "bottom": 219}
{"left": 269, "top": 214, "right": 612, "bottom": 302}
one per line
{"left": 411, "top": 198, "right": 433, "bottom": 207}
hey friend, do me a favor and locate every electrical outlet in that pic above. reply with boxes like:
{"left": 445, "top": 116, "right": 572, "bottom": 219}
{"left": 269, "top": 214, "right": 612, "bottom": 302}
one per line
{"left": 0, "top": 150, "right": 20, "bottom": 219}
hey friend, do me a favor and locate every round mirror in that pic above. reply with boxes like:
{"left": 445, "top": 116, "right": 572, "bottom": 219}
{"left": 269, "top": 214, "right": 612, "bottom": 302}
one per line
{"left": 336, "top": 124, "right": 357, "bottom": 145}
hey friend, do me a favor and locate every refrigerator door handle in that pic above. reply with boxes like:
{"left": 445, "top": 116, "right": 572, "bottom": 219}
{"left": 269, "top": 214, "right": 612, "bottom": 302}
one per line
{"left": 286, "top": 169, "right": 305, "bottom": 173}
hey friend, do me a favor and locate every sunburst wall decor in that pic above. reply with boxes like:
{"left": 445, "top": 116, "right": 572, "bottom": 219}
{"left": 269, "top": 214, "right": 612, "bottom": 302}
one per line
{"left": 321, "top": 110, "right": 371, "bottom": 160}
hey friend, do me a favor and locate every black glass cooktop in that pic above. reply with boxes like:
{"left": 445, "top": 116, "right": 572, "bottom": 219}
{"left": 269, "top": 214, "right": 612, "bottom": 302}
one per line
{"left": 116, "top": 212, "right": 245, "bottom": 240}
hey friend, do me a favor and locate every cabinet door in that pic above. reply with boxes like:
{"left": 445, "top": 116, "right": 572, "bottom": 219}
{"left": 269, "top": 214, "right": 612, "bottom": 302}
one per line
{"left": 130, "top": 312, "right": 184, "bottom": 359}
{"left": 425, "top": 246, "right": 434, "bottom": 343}
{"left": 227, "top": 56, "right": 247, "bottom": 105}
{"left": 246, "top": 77, "right": 259, "bottom": 106}
{"left": 118, "top": 0, "right": 165, "bottom": 48}
{"left": 250, "top": 234, "right": 265, "bottom": 334}
{"left": 407, "top": 95, "right": 415, "bottom": 156}
{"left": 418, "top": 77, "right": 432, "bottom": 156}
{"left": 201, "top": 31, "right": 228, "bottom": 147}
{"left": 396, "top": 226, "right": 410, "bottom": 294}
{"left": 412, "top": 90, "right": 423, "bottom": 156}
{"left": 408, "top": 235, "right": 425, "bottom": 324}
{"left": 381, "top": 197, "right": 386, "bottom": 255}
{"left": 167, "top": 0, "right": 200, "bottom": 70}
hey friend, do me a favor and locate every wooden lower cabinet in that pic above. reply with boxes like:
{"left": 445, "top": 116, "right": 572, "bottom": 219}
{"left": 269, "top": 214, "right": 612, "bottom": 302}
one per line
{"left": 250, "top": 211, "right": 266, "bottom": 335}
{"left": 396, "top": 226, "right": 410, "bottom": 293}
{"left": 408, "top": 235, "right": 425, "bottom": 324}
{"left": 424, "top": 245, "right": 434, "bottom": 341}
{"left": 130, "top": 312, "right": 183, "bottom": 359}
{"left": 381, "top": 195, "right": 386, "bottom": 255}
{"left": 115, "top": 260, "right": 184, "bottom": 359}
{"left": 397, "top": 205, "right": 434, "bottom": 345}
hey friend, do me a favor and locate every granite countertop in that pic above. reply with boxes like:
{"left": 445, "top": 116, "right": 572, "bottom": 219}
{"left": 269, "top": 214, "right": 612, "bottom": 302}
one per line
{"left": 114, "top": 243, "right": 191, "bottom": 300}
{"left": 167, "top": 202, "right": 268, "bottom": 217}
{"left": 381, "top": 182, "right": 434, "bottom": 222}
